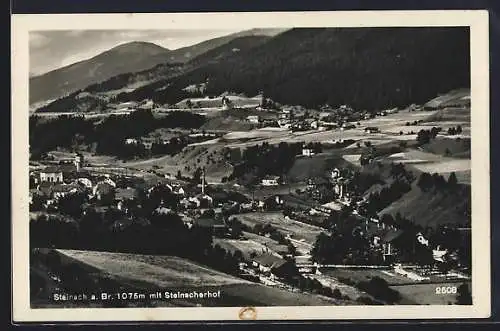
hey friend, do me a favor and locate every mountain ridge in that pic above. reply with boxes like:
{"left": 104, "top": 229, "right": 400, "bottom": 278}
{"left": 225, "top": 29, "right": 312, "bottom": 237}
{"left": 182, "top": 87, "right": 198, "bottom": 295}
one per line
{"left": 29, "top": 29, "right": 287, "bottom": 105}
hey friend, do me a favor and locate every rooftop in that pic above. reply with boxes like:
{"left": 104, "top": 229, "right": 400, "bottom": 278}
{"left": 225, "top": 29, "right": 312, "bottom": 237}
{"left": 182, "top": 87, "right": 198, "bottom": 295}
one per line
{"left": 193, "top": 217, "right": 226, "bottom": 228}
{"left": 252, "top": 253, "right": 287, "bottom": 269}
{"left": 115, "top": 187, "right": 140, "bottom": 200}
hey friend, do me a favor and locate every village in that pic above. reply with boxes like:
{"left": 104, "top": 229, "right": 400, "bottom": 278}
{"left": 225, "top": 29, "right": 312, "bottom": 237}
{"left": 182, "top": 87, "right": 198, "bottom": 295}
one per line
{"left": 29, "top": 92, "right": 472, "bottom": 306}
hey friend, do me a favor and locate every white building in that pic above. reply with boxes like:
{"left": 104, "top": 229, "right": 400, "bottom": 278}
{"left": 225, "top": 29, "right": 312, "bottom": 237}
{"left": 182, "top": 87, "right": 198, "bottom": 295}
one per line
{"left": 261, "top": 176, "right": 280, "bottom": 186}
{"left": 302, "top": 148, "right": 315, "bottom": 157}
{"left": 166, "top": 183, "right": 185, "bottom": 196}
{"left": 40, "top": 166, "right": 63, "bottom": 183}
{"left": 330, "top": 168, "right": 340, "bottom": 179}
{"left": 246, "top": 115, "right": 260, "bottom": 124}
{"left": 77, "top": 178, "right": 93, "bottom": 188}
{"left": 125, "top": 138, "right": 138, "bottom": 145}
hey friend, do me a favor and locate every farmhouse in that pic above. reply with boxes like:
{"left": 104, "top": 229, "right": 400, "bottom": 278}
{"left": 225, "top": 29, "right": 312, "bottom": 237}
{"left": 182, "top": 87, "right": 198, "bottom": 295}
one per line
{"left": 330, "top": 168, "right": 341, "bottom": 180}
{"left": 251, "top": 253, "right": 295, "bottom": 280}
{"left": 115, "top": 187, "right": 140, "bottom": 202}
{"left": 364, "top": 127, "right": 380, "bottom": 133}
{"left": 252, "top": 253, "right": 287, "bottom": 273}
{"left": 302, "top": 148, "right": 315, "bottom": 157}
{"left": 125, "top": 138, "right": 138, "bottom": 145}
{"left": 166, "top": 183, "right": 185, "bottom": 196}
{"left": 40, "top": 166, "right": 64, "bottom": 183}
{"left": 189, "top": 194, "right": 214, "bottom": 208}
{"left": 261, "top": 175, "right": 280, "bottom": 186}
{"left": 246, "top": 115, "right": 260, "bottom": 124}
{"left": 76, "top": 177, "right": 93, "bottom": 189}
{"left": 305, "top": 119, "right": 319, "bottom": 130}
{"left": 263, "top": 195, "right": 285, "bottom": 211}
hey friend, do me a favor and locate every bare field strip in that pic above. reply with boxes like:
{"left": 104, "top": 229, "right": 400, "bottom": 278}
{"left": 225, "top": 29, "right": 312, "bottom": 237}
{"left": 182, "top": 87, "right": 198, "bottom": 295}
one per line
{"left": 213, "top": 238, "right": 279, "bottom": 259}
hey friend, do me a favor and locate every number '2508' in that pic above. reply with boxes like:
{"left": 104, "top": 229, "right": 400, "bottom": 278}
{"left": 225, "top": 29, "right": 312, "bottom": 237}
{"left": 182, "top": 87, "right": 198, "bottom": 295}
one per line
{"left": 435, "top": 286, "right": 457, "bottom": 294}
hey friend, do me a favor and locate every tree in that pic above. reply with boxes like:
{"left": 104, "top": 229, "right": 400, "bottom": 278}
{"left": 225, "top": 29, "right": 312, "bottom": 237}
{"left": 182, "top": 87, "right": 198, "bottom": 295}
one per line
{"left": 448, "top": 172, "right": 458, "bottom": 187}
{"left": 455, "top": 283, "right": 472, "bottom": 305}
{"left": 444, "top": 148, "right": 452, "bottom": 156}
{"left": 417, "top": 129, "right": 431, "bottom": 145}
{"left": 230, "top": 220, "right": 243, "bottom": 238}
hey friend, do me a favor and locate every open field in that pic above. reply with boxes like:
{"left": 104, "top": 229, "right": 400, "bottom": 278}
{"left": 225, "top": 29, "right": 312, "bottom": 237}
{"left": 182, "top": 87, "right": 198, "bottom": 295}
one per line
{"left": 321, "top": 267, "right": 420, "bottom": 286}
{"left": 57, "top": 249, "right": 247, "bottom": 287}
{"left": 342, "top": 154, "right": 362, "bottom": 166}
{"left": 385, "top": 150, "right": 470, "bottom": 184}
{"left": 242, "top": 231, "right": 291, "bottom": 254}
{"left": 213, "top": 238, "right": 284, "bottom": 260}
{"left": 121, "top": 143, "right": 232, "bottom": 183}
{"left": 307, "top": 274, "right": 375, "bottom": 302}
{"left": 287, "top": 150, "right": 359, "bottom": 182}
{"left": 232, "top": 212, "right": 324, "bottom": 245}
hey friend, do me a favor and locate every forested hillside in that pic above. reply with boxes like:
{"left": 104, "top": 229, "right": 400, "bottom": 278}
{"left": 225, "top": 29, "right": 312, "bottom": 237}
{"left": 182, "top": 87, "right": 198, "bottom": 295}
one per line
{"left": 177, "top": 27, "right": 470, "bottom": 110}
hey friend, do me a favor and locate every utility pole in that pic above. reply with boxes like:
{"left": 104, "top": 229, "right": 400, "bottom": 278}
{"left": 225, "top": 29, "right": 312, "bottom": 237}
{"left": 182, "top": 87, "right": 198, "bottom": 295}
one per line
{"left": 201, "top": 166, "right": 206, "bottom": 195}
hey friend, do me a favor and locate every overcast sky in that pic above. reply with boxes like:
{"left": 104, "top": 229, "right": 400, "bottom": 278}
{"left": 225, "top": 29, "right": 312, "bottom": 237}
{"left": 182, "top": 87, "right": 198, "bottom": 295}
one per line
{"left": 29, "top": 29, "right": 242, "bottom": 76}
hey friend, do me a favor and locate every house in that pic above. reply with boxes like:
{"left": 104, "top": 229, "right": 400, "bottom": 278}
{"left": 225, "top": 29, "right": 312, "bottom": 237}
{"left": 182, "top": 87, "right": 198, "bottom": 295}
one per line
{"left": 142, "top": 141, "right": 154, "bottom": 150}
{"left": 263, "top": 195, "right": 284, "bottom": 210}
{"left": 115, "top": 187, "right": 139, "bottom": 202}
{"left": 125, "top": 138, "right": 138, "bottom": 145}
{"left": 261, "top": 175, "right": 280, "bottom": 187}
{"left": 30, "top": 172, "right": 40, "bottom": 187}
{"left": 246, "top": 115, "right": 260, "bottom": 124}
{"left": 380, "top": 229, "right": 404, "bottom": 263}
{"left": 330, "top": 168, "right": 341, "bottom": 180}
{"left": 305, "top": 119, "right": 319, "bottom": 130}
{"left": 188, "top": 194, "right": 213, "bottom": 208}
{"left": 221, "top": 96, "right": 233, "bottom": 110}
{"left": 180, "top": 198, "right": 197, "bottom": 209}
{"left": 103, "top": 177, "right": 116, "bottom": 188}
{"left": 166, "top": 183, "right": 185, "bottom": 196}
{"left": 364, "top": 127, "right": 380, "bottom": 133}
{"left": 52, "top": 183, "right": 84, "bottom": 200}
{"left": 251, "top": 253, "right": 295, "bottom": 280}
{"left": 155, "top": 206, "right": 173, "bottom": 215}
{"left": 302, "top": 148, "right": 315, "bottom": 157}
{"left": 40, "top": 166, "right": 64, "bottom": 183}
{"left": 76, "top": 178, "right": 93, "bottom": 189}
{"left": 333, "top": 180, "right": 345, "bottom": 198}
{"left": 193, "top": 217, "right": 228, "bottom": 237}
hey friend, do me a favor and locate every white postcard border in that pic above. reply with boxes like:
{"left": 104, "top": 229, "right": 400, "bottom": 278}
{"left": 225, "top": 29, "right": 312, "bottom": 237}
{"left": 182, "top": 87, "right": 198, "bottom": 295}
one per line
{"left": 11, "top": 10, "right": 491, "bottom": 322}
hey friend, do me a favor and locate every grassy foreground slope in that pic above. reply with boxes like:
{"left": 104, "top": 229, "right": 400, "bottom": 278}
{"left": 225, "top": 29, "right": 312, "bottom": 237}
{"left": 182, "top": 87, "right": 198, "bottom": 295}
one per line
{"left": 51, "top": 249, "right": 342, "bottom": 307}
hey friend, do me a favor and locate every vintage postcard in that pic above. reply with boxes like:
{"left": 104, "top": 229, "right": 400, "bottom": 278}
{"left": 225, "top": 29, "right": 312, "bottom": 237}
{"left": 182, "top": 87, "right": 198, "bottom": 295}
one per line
{"left": 11, "top": 10, "right": 490, "bottom": 322}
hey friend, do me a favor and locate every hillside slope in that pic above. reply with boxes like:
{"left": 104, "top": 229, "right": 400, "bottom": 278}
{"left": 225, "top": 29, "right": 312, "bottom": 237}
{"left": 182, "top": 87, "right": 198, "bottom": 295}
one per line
{"left": 30, "top": 42, "right": 172, "bottom": 105}
{"left": 378, "top": 183, "right": 471, "bottom": 228}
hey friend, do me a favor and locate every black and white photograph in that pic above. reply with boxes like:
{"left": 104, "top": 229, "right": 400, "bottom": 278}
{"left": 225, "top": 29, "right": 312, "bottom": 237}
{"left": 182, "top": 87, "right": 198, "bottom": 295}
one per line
{"left": 12, "top": 11, "right": 490, "bottom": 321}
